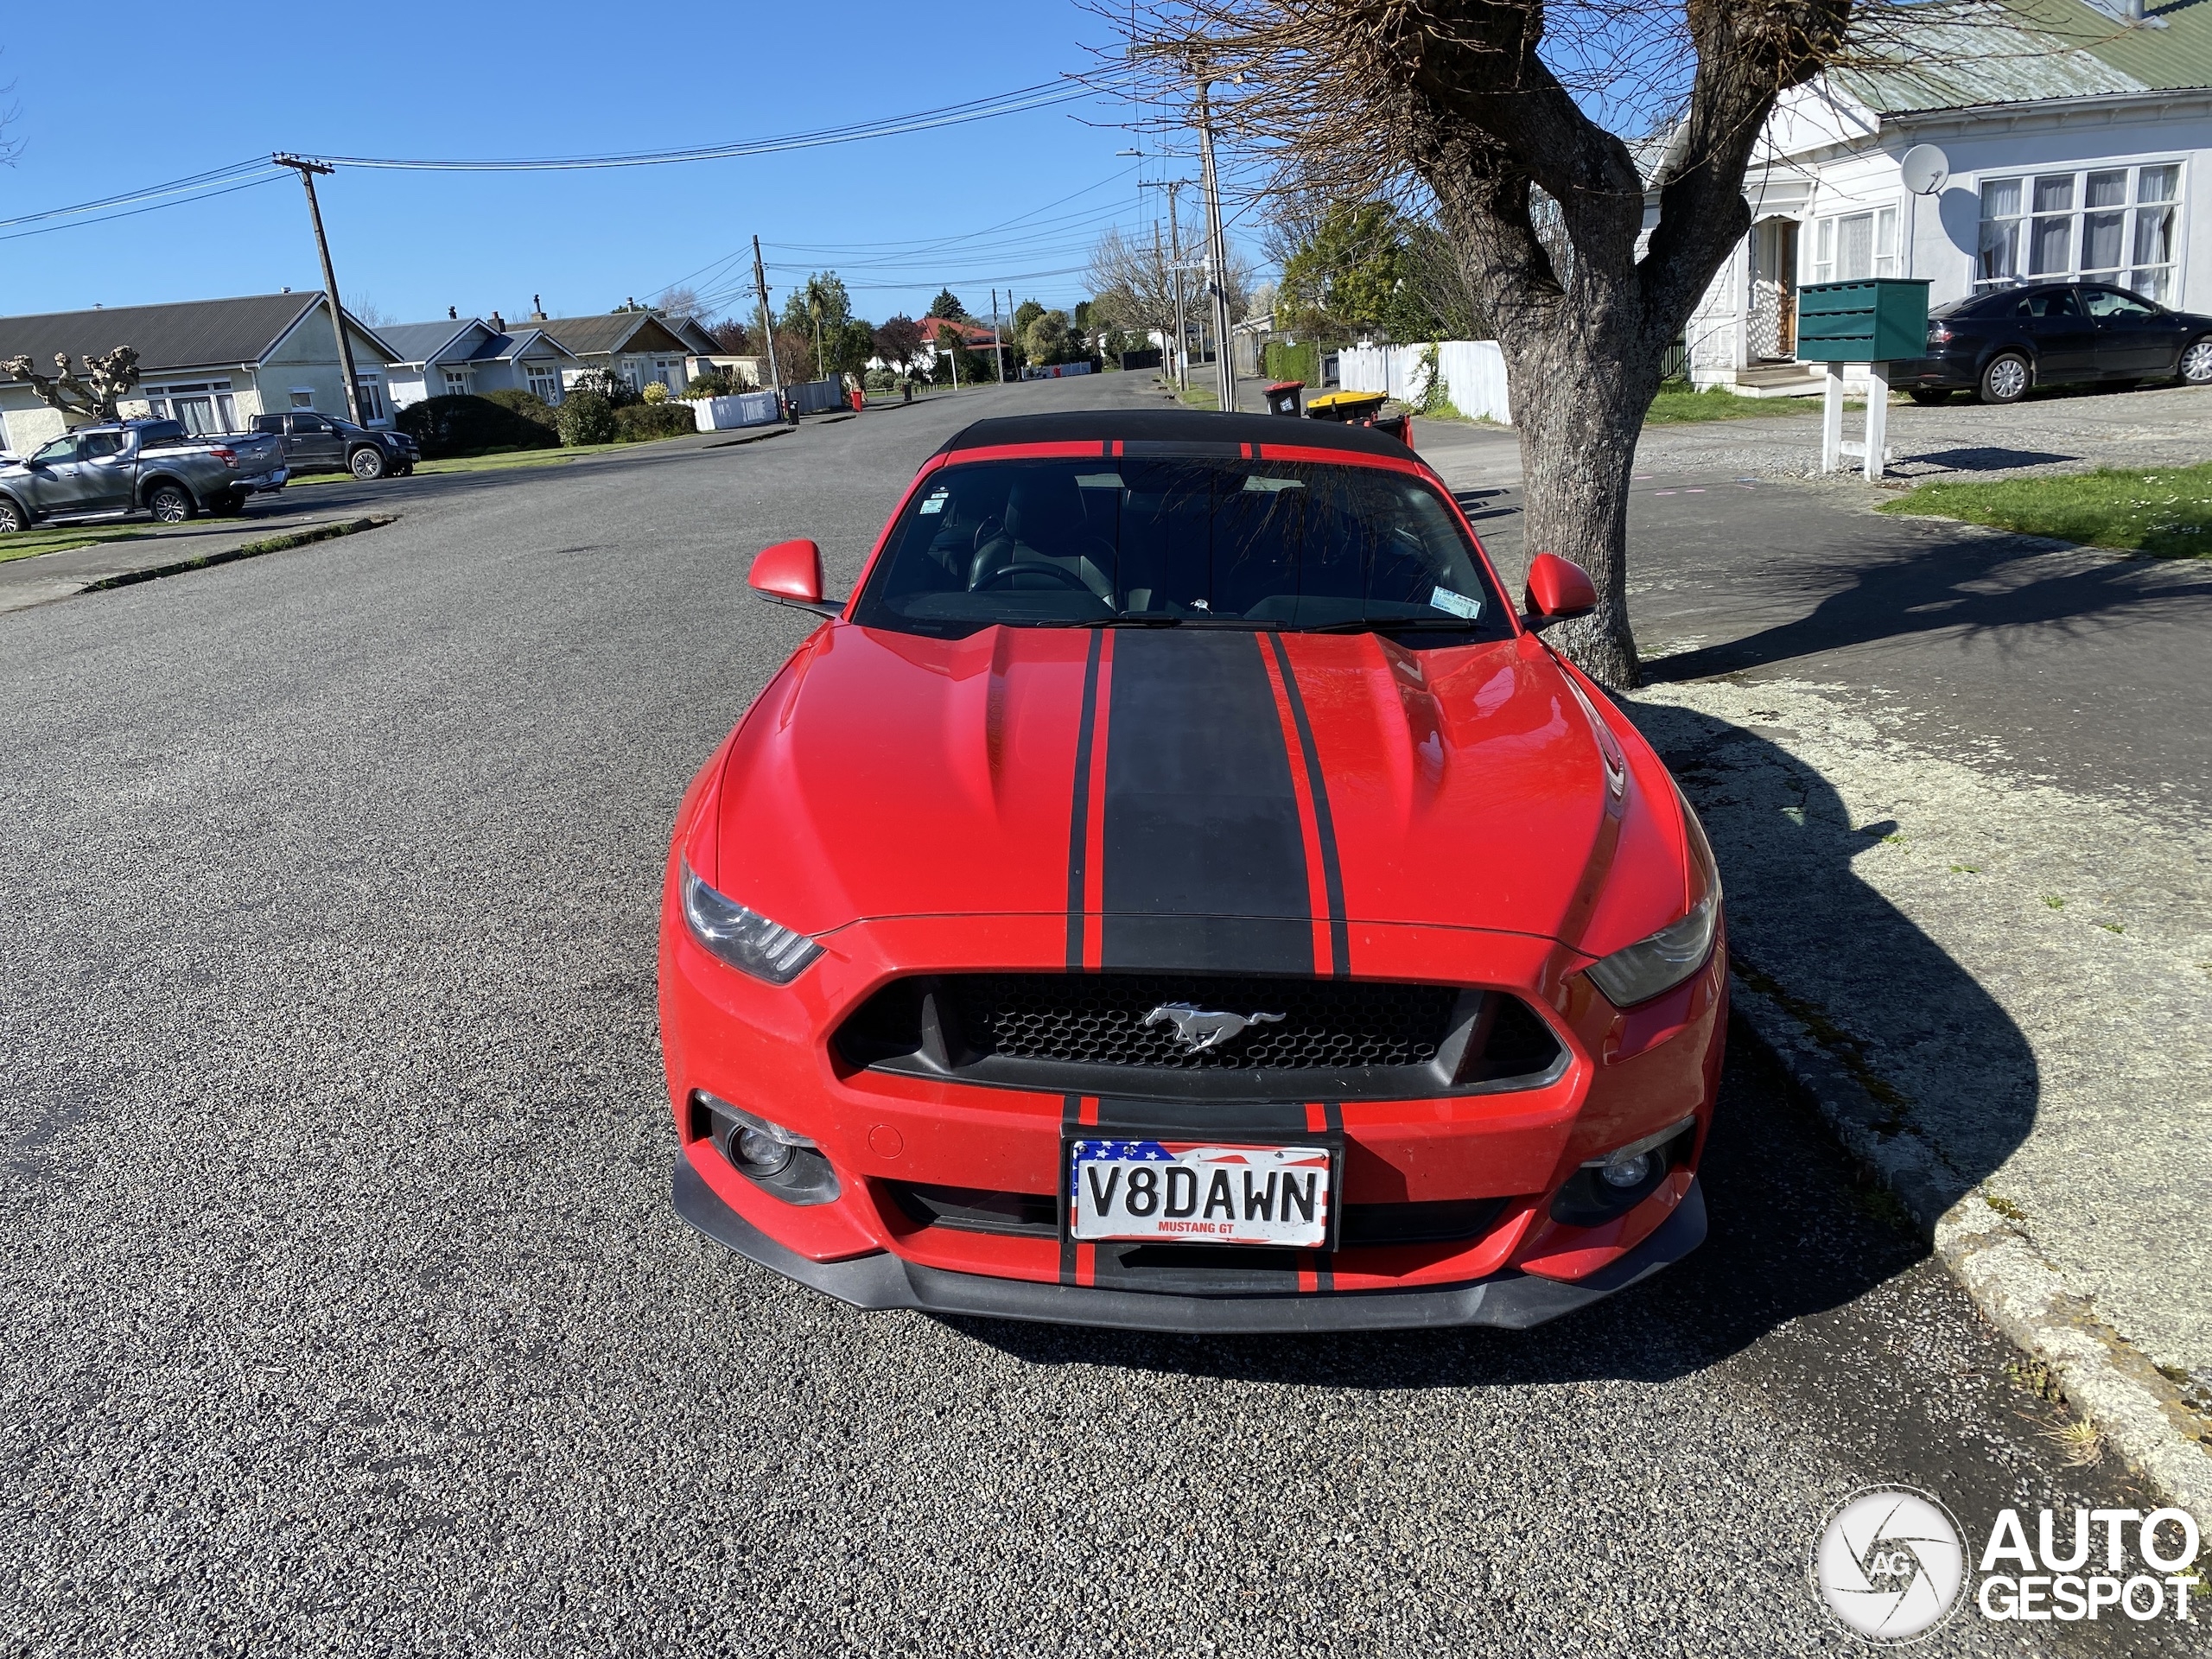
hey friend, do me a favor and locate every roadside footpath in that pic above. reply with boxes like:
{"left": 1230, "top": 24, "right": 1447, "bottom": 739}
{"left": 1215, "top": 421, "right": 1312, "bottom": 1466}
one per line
{"left": 1420, "top": 417, "right": 2212, "bottom": 1527}
{"left": 0, "top": 515, "right": 391, "bottom": 613}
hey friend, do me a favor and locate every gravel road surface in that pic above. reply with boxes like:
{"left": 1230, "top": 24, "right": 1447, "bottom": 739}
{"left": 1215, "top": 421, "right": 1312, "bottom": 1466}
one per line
{"left": 1, "top": 376, "right": 2190, "bottom": 1656}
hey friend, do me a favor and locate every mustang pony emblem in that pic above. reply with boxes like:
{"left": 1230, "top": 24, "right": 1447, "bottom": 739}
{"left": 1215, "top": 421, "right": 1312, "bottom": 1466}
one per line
{"left": 1141, "top": 1002, "right": 1286, "bottom": 1054}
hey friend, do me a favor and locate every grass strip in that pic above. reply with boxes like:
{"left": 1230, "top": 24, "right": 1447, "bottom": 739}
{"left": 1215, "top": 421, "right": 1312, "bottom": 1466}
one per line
{"left": 1877, "top": 461, "right": 2212, "bottom": 558}
{"left": 82, "top": 516, "right": 393, "bottom": 592}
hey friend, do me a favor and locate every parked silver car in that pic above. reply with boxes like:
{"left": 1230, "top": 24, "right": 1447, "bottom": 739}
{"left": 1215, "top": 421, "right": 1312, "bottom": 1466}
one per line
{"left": 0, "top": 418, "right": 288, "bottom": 533}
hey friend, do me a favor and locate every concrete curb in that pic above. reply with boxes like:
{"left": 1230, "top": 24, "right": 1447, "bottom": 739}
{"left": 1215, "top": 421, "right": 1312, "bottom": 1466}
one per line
{"left": 1730, "top": 969, "right": 2212, "bottom": 1533}
{"left": 79, "top": 515, "right": 394, "bottom": 594}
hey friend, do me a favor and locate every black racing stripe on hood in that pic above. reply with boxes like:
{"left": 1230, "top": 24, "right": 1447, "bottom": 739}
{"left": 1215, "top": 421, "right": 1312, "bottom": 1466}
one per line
{"left": 1264, "top": 632, "right": 1350, "bottom": 979}
{"left": 1100, "top": 631, "right": 1313, "bottom": 975}
{"left": 1065, "top": 630, "right": 1106, "bottom": 969}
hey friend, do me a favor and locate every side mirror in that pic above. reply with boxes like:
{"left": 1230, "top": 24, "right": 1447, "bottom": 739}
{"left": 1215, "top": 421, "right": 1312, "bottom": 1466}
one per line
{"left": 748, "top": 538, "right": 842, "bottom": 618}
{"left": 1522, "top": 552, "right": 1598, "bottom": 631}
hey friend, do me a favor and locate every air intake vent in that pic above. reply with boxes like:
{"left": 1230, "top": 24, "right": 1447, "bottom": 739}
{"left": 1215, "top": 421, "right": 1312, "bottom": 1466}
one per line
{"left": 838, "top": 973, "right": 1565, "bottom": 1103}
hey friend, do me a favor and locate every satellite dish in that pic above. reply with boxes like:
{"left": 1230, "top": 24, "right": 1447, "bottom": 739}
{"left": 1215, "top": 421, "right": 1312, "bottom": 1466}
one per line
{"left": 1901, "top": 143, "right": 1950, "bottom": 196}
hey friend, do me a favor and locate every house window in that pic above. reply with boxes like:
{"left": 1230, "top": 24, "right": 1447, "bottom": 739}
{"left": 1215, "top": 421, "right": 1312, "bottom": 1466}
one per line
{"left": 442, "top": 367, "right": 473, "bottom": 396}
{"left": 1809, "top": 206, "right": 1897, "bottom": 283}
{"left": 525, "top": 362, "right": 563, "bottom": 404}
{"left": 143, "top": 380, "right": 238, "bottom": 434}
{"left": 1975, "top": 162, "right": 2183, "bottom": 302}
{"left": 290, "top": 389, "right": 315, "bottom": 409}
{"left": 355, "top": 378, "right": 387, "bottom": 423}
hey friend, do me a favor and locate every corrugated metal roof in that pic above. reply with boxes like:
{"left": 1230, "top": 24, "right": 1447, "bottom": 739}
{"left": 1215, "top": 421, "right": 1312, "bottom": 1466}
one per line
{"left": 1834, "top": 0, "right": 2209, "bottom": 113}
{"left": 2018, "top": 0, "right": 2212, "bottom": 91}
{"left": 0, "top": 292, "right": 320, "bottom": 381}
{"left": 1834, "top": 1, "right": 2145, "bottom": 112}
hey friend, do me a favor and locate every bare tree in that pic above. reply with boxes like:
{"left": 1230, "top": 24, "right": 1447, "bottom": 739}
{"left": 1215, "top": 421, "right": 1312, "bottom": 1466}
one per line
{"left": 3, "top": 348, "right": 140, "bottom": 422}
{"left": 654, "top": 284, "right": 704, "bottom": 318}
{"left": 1089, "top": 221, "right": 1258, "bottom": 350}
{"left": 1111, "top": 1, "right": 1861, "bottom": 686}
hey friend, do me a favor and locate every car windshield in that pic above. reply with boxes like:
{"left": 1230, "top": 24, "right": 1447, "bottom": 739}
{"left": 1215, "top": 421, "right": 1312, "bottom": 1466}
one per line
{"left": 851, "top": 456, "right": 1512, "bottom": 644}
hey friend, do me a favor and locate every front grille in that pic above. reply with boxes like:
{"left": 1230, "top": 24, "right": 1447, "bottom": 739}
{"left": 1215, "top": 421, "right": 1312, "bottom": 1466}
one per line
{"left": 971, "top": 973, "right": 1452, "bottom": 1071}
{"left": 840, "top": 972, "right": 1564, "bottom": 1103}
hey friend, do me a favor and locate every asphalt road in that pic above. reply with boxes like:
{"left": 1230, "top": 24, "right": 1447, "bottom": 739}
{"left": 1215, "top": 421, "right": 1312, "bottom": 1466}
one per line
{"left": 0, "top": 375, "right": 2189, "bottom": 1656}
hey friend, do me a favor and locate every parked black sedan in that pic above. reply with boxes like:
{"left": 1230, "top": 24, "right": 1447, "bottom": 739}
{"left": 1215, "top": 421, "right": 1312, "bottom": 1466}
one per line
{"left": 1897, "top": 282, "right": 2212, "bottom": 404}
{"left": 247, "top": 411, "right": 420, "bottom": 480}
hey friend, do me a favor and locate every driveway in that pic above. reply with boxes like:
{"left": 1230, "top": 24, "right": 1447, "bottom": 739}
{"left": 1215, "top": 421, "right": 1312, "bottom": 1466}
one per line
{"left": 0, "top": 375, "right": 2186, "bottom": 1655}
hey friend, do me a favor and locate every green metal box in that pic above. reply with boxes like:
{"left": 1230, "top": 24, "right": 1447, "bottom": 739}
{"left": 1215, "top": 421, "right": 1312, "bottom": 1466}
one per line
{"left": 1796, "top": 278, "right": 1930, "bottom": 363}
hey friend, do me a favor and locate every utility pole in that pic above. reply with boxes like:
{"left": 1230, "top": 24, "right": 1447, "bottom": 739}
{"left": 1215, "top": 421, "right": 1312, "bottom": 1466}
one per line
{"left": 272, "top": 154, "right": 364, "bottom": 426}
{"left": 1141, "top": 179, "right": 1194, "bottom": 390}
{"left": 990, "top": 289, "right": 1004, "bottom": 383}
{"left": 1194, "top": 79, "right": 1236, "bottom": 414}
{"left": 752, "top": 235, "right": 785, "bottom": 407}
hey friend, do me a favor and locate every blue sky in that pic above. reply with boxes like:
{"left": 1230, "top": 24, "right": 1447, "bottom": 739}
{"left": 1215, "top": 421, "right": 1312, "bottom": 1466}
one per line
{"left": 0, "top": 1, "right": 1217, "bottom": 329}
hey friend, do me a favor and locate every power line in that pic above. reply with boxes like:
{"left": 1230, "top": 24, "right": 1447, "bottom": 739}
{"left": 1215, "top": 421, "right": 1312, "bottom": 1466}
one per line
{"left": 319, "top": 79, "right": 1112, "bottom": 173}
{"left": 0, "top": 171, "right": 289, "bottom": 244}
{"left": 0, "top": 158, "right": 278, "bottom": 232}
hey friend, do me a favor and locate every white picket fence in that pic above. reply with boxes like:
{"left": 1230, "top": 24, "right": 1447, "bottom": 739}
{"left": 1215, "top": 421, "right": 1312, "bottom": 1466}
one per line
{"left": 1338, "top": 340, "right": 1512, "bottom": 424}
{"left": 682, "top": 391, "right": 782, "bottom": 430}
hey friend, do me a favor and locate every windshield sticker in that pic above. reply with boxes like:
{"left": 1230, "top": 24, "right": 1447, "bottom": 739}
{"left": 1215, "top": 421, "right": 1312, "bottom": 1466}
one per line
{"left": 1429, "top": 586, "right": 1484, "bottom": 620}
{"left": 1242, "top": 475, "right": 1305, "bottom": 493}
{"left": 918, "top": 490, "right": 949, "bottom": 515}
{"left": 1074, "top": 473, "right": 1124, "bottom": 490}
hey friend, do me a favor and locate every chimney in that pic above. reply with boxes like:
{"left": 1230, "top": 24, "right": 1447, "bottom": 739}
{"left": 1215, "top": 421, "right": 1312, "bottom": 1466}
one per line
{"left": 2121, "top": 0, "right": 2145, "bottom": 16}
{"left": 490, "top": 310, "right": 505, "bottom": 334}
{"left": 448, "top": 305, "right": 458, "bottom": 321}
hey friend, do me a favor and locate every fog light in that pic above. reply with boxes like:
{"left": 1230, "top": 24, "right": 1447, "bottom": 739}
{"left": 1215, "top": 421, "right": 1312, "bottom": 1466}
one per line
{"left": 1599, "top": 1150, "right": 1655, "bottom": 1189}
{"left": 732, "top": 1124, "right": 794, "bottom": 1177}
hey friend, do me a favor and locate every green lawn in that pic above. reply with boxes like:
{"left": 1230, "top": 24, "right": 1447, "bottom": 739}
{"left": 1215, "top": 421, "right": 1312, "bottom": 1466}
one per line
{"left": 1176, "top": 384, "right": 1221, "bottom": 410}
{"left": 1878, "top": 462, "right": 2212, "bottom": 558}
{"left": 291, "top": 434, "right": 701, "bottom": 486}
{"left": 1645, "top": 382, "right": 1818, "bottom": 424}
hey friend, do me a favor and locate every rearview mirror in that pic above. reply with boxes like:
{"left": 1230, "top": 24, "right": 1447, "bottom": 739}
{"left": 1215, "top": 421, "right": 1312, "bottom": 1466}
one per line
{"left": 1522, "top": 553, "right": 1597, "bottom": 630}
{"left": 748, "top": 538, "right": 842, "bottom": 618}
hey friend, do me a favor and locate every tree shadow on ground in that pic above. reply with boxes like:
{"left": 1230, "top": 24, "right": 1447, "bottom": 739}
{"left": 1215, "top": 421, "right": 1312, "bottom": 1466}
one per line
{"left": 946, "top": 712, "right": 2037, "bottom": 1390}
{"left": 1897, "top": 446, "right": 2078, "bottom": 474}
{"left": 1641, "top": 516, "right": 2212, "bottom": 683}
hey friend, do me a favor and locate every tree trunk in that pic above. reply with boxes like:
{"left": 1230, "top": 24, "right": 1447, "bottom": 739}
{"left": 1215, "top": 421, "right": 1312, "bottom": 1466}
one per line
{"left": 1500, "top": 320, "right": 1668, "bottom": 689}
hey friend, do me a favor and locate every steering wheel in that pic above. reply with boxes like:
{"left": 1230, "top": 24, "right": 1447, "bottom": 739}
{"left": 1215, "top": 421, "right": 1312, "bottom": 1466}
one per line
{"left": 973, "top": 560, "right": 1096, "bottom": 593}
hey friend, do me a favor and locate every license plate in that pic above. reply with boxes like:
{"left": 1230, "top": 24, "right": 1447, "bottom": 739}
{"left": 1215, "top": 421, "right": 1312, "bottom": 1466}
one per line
{"left": 1067, "top": 1139, "right": 1332, "bottom": 1248}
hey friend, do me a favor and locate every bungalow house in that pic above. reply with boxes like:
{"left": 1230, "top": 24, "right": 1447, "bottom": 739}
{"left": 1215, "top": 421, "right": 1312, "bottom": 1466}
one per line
{"left": 380, "top": 311, "right": 582, "bottom": 409}
{"left": 523, "top": 310, "right": 715, "bottom": 395}
{"left": 1684, "top": 0, "right": 2212, "bottom": 392}
{"left": 0, "top": 291, "right": 401, "bottom": 454}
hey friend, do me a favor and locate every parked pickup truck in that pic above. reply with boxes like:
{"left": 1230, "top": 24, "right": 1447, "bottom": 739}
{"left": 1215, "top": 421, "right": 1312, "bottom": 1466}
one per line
{"left": 0, "top": 418, "right": 288, "bottom": 533}
{"left": 249, "top": 411, "right": 419, "bottom": 480}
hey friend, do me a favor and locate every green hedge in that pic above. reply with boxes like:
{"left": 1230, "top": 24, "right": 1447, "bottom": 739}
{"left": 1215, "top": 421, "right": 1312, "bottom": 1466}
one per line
{"left": 615, "top": 403, "right": 697, "bottom": 442}
{"left": 476, "top": 388, "right": 559, "bottom": 433}
{"left": 1262, "top": 340, "right": 1320, "bottom": 386}
{"left": 557, "top": 391, "right": 618, "bottom": 446}
{"left": 397, "top": 393, "right": 561, "bottom": 459}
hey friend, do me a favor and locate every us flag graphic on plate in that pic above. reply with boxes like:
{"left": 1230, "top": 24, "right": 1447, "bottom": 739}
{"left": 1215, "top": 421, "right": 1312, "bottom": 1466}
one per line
{"left": 1068, "top": 1140, "right": 1332, "bottom": 1248}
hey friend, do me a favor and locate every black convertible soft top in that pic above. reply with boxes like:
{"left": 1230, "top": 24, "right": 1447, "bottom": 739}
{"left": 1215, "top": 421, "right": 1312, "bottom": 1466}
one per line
{"left": 937, "top": 407, "right": 1415, "bottom": 460}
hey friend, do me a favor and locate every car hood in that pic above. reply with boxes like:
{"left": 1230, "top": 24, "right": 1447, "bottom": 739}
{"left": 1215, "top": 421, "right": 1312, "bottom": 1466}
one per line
{"left": 708, "top": 621, "right": 1688, "bottom": 966}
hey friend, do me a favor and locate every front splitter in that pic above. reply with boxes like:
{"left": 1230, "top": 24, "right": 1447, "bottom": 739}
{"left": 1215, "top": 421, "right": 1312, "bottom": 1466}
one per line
{"left": 672, "top": 1156, "right": 1706, "bottom": 1332}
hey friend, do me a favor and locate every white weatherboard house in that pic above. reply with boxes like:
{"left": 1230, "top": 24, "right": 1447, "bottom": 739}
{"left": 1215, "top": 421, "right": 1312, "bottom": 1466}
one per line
{"left": 524, "top": 311, "right": 718, "bottom": 396}
{"left": 0, "top": 292, "right": 401, "bottom": 453}
{"left": 1686, "top": 0, "right": 2212, "bottom": 391}
{"left": 380, "top": 313, "right": 582, "bottom": 410}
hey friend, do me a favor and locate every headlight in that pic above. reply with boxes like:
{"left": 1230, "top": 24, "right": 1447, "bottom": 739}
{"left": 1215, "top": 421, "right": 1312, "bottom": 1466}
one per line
{"left": 679, "top": 858, "right": 822, "bottom": 983}
{"left": 1585, "top": 798, "right": 1722, "bottom": 1007}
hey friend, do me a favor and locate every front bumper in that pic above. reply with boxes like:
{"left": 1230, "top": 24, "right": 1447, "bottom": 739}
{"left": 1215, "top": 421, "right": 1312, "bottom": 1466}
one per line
{"left": 673, "top": 1153, "right": 1707, "bottom": 1332}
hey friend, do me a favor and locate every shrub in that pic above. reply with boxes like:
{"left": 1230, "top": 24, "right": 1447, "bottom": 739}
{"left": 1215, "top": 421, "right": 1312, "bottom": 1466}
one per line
{"left": 1262, "top": 340, "right": 1320, "bottom": 387}
{"left": 684, "top": 370, "right": 739, "bottom": 397}
{"left": 566, "top": 367, "right": 639, "bottom": 408}
{"left": 641, "top": 380, "right": 670, "bottom": 404}
{"left": 614, "top": 402, "right": 698, "bottom": 442}
{"left": 476, "top": 388, "right": 559, "bottom": 433}
{"left": 556, "top": 390, "right": 619, "bottom": 446}
{"left": 397, "top": 393, "right": 562, "bottom": 459}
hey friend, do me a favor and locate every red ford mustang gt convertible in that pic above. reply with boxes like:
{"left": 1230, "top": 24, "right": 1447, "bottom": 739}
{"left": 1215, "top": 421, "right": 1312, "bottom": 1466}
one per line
{"left": 658, "top": 409, "right": 1726, "bottom": 1332}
